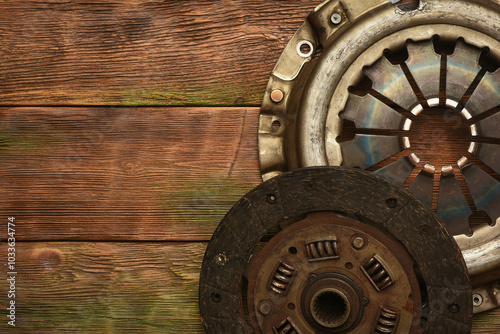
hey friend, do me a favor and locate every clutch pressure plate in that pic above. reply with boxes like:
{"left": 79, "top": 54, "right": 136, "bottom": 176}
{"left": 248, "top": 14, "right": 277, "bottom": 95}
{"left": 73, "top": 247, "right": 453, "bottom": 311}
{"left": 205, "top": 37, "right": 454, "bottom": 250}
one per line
{"left": 199, "top": 168, "right": 472, "bottom": 333}
{"left": 258, "top": 0, "right": 500, "bottom": 313}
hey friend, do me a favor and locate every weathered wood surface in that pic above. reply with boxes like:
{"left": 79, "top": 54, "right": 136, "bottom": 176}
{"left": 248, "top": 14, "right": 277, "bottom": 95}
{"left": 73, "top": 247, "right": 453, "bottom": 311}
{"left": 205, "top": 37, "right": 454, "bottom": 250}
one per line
{"left": 0, "top": 107, "right": 261, "bottom": 241}
{"left": 0, "top": 0, "right": 498, "bottom": 332}
{"left": 0, "top": 0, "right": 321, "bottom": 106}
{"left": 0, "top": 242, "right": 498, "bottom": 333}
{"left": 0, "top": 243, "right": 205, "bottom": 333}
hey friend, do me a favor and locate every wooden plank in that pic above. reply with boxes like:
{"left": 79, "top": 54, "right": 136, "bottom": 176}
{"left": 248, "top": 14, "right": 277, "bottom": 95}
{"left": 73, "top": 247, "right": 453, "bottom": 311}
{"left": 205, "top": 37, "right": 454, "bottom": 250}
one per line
{"left": 0, "top": 0, "right": 320, "bottom": 106}
{"left": 0, "top": 242, "right": 206, "bottom": 332}
{"left": 0, "top": 107, "right": 261, "bottom": 241}
{"left": 0, "top": 242, "right": 498, "bottom": 333}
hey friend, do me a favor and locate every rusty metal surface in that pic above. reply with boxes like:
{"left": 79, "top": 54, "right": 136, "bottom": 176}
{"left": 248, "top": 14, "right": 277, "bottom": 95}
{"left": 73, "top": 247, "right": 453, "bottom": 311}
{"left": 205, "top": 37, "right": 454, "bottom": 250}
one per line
{"left": 199, "top": 167, "right": 472, "bottom": 333}
{"left": 246, "top": 212, "right": 421, "bottom": 333}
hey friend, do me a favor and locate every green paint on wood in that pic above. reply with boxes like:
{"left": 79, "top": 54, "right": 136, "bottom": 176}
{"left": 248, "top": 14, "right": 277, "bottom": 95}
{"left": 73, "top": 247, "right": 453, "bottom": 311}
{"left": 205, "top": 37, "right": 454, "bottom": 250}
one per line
{"left": 159, "top": 177, "right": 256, "bottom": 228}
{"left": 121, "top": 83, "right": 263, "bottom": 107}
{"left": 0, "top": 132, "right": 52, "bottom": 152}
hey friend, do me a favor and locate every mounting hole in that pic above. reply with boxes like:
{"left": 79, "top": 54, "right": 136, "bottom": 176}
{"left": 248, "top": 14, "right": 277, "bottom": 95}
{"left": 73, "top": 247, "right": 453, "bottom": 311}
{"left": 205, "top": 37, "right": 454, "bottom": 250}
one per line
{"left": 289, "top": 246, "right": 298, "bottom": 254}
{"left": 473, "top": 294, "right": 483, "bottom": 307}
{"left": 272, "top": 120, "right": 281, "bottom": 132}
{"left": 397, "top": 0, "right": 420, "bottom": 12}
{"left": 287, "top": 303, "right": 296, "bottom": 310}
{"left": 386, "top": 198, "right": 398, "bottom": 208}
{"left": 211, "top": 293, "right": 221, "bottom": 303}
{"left": 311, "top": 289, "right": 350, "bottom": 328}
{"left": 297, "top": 40, "right": 314, "bottom": 58}
{"left": 345, "top": 262, "right": 353, "bottom": 270}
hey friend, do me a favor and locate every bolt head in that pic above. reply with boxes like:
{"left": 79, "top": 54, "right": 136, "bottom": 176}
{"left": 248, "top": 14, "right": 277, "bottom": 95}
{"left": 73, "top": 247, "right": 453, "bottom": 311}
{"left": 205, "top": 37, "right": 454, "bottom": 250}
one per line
{"left": 331, "top": 13, "right": 342, "bottom": 25}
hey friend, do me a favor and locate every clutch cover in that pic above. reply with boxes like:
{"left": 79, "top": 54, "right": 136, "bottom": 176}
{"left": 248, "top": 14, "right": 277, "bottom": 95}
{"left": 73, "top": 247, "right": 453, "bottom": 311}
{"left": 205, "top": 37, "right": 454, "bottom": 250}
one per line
{"left": 258, "top": 0, "right": 500, "bottom": 313}
{"left": 199, "top": 168, "right": 472, "bottom": 333}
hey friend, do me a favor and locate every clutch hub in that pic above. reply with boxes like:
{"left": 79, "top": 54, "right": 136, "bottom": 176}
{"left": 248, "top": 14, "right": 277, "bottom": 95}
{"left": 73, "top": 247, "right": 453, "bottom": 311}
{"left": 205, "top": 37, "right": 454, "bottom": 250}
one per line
{"left": 246, "top": 213, "right": 422, "bottom": 333}
{"left": 199, "top": 168, "right": 472, "bottom": 333}
{"left": 258, "top": 0, "right": 500, "bottom": 312}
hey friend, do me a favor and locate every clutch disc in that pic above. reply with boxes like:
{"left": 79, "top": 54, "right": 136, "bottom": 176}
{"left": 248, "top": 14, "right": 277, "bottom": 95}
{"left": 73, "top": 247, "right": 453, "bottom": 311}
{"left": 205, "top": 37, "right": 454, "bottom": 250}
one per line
{"left": 199, "top": 167, "right": 472, "bottom": 333}
{"left": 258, "top": 0, "right": 500, "bottom": 313}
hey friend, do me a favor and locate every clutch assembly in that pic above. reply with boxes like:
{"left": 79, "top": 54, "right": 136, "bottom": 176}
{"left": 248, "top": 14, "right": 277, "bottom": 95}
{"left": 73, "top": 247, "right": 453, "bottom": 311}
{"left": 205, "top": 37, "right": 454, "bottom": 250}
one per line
{"left": 258, "top": 0, "right": 500, "bottom": 313}
{"left": 199, "top": 168, "right": 472, "bottom": 333}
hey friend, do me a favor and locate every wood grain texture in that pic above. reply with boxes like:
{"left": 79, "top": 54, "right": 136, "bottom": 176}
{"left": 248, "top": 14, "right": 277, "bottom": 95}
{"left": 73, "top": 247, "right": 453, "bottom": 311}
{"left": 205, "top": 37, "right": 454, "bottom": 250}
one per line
{"left": 0, "top": 242, "right": 497, "bottom": 333}
{"left": 0, "top": 0, "right": 321, "bottom": 106}
{"left": 0, "top": 242, "right": 206, "bottom": 333}
{"left": 0, "top": 107, "right": 261, "bottom": 241}
{"left": 0, "top": 0, "right": 499, "bottom": 332}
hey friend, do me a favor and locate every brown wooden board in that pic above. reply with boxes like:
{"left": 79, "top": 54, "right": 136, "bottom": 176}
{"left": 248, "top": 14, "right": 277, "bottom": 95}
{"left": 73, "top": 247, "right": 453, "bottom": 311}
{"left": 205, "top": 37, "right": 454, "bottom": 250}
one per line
{"left": 0, "top": 242, "right": 498, "bottom": 333}
{"left": 0, "top": 107, "right": 261, "bottom": 241}
{"left": 0, "top": 0, "right": 322, "bottom": 106}
{"left": 0, "top": 242, "right": 205, "bottom": 332}
{"left": 0, "top": 0, "right": 498, "bottom": 332}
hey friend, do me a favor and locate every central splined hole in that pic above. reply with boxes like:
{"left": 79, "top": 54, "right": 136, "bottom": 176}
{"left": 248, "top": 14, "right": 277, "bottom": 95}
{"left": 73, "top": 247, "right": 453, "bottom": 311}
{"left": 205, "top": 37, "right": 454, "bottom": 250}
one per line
{"left": 311, "top": 290, "right": 349, "bottom": 328}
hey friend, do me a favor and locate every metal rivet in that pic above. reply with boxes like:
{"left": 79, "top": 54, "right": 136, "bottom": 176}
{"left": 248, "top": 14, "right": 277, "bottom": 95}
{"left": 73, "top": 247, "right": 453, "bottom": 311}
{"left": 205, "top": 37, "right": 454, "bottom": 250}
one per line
{"left": 386, "top": 198, "right": 398, "bottom": 208}
{"left": 448, "top": 303, "right": 460, "bottom": 313}
{"left": 418, "top": 225, "right": 430, "bottom": 235}
{"left": 267, "top": 194, "right": 277, "bottom": 204}
{"left": 270, "top": 89, "right": 284, "bottom": 103}
{"left": 259, "top": 301, "right": 273, "bottom": 315}
{"left": 331, "top": 13, "right": 342, "bottom": 25}
{"left": 352, "top": 236, "right": 366, "bottom": 249}
{"left": 216, "top": 253, "right": 227, "bottom": 265}
{"left": 473, "top": 294, "right": 483, "bottom": 307}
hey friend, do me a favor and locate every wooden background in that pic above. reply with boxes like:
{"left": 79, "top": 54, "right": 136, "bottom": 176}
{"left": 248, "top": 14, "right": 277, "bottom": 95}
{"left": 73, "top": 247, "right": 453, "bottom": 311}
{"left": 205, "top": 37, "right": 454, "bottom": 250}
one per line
{"left": 0, "top": 0, "right": 498, "bottom": 332}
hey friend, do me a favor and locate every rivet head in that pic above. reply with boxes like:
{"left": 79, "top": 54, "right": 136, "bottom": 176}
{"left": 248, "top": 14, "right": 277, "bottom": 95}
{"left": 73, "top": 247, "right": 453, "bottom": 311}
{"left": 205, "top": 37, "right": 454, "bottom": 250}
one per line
{"left": 259, "top": 301, "right": 273, "bottom": 315}
{"left": 270, "top": 89, "right": 284, "bottom": 103}
{"left": 267, "top": 194, "right": 277, "bottom": 204}
{"left": 216, "top": 253, "right": 227, "bottom": 265}
{"left": 331, "top": 13, "right": 342, "bottom": 25}
{"left": 448, "top": 303, "right": 460, "bottom": 313}
{"left": 352, "top": 236, "right": 365, "bottom": 249}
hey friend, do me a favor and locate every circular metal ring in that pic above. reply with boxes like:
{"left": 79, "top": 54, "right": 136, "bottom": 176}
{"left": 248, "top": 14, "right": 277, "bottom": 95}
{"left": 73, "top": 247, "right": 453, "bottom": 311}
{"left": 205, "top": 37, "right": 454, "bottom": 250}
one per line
{"left": 296, "top": 40, "right": 314, "bottom": 58}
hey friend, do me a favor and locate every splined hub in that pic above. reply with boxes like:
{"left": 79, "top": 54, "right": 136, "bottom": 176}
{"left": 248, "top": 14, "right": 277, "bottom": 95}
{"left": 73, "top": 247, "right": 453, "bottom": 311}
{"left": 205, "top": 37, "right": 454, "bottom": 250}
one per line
{"left": 199, "top": 167, "right": 472, "bottom": 333}
{"left": 258, "top": 0, "right": 500, "bottom": 313}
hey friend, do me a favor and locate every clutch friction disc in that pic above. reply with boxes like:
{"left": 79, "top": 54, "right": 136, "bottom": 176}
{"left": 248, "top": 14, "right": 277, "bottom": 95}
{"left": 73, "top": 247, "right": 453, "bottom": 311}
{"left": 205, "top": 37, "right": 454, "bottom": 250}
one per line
{"left": 199, "top": 167, "right": 472, "bottom": 333}
{"left": 258, "top": 0, "right": 500, "bottom": 313}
